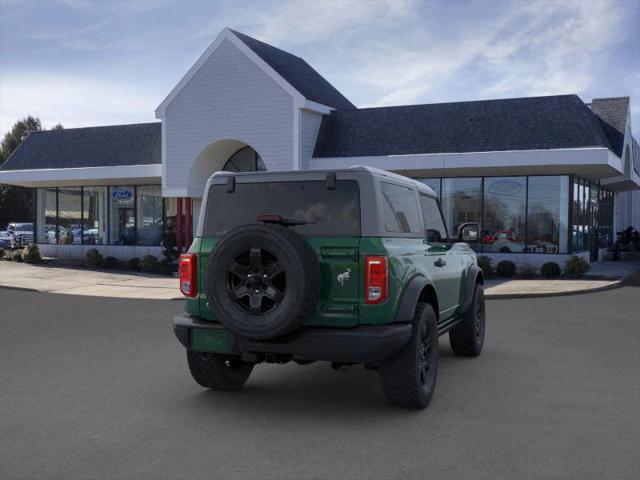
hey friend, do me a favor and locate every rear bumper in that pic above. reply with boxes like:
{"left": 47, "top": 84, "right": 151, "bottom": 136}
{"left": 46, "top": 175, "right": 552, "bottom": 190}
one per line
{"left": 173, "top": 313, "right": 412, "bottom": 363}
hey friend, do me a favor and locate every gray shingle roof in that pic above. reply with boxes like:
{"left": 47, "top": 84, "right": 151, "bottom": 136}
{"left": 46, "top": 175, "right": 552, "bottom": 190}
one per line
{"left": 0, "top": 122, "right": 161, "bottom": 171}
{"left": 590, "top": 97, "right": 629, "bottom": 157}
{"left": 313, "top": 94, "right": 616, "bottom": 158}
{"left": 230, "top": 29, "right": 355, "bottom": 110}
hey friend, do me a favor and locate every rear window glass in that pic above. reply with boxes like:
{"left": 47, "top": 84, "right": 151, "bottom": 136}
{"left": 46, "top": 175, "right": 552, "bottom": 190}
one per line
{"left": 204, "top": 180, "right": 360, "bottom": 237}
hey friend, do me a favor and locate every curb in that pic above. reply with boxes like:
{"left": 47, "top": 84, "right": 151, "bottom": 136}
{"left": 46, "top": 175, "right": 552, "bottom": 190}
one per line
{"left": 1, "top": 280, "right": 625, "bottom": 301}
{"left": 0, "top": 284, "right": 40, "bottom": 293}
{"left": 485, "top": 280, "right": 623, "bottom": 300}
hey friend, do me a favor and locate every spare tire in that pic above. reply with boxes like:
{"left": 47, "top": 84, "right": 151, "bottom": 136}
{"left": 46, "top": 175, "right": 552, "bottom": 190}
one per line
{"left": 205, "top": 223, "right": 320, "bottom": 340}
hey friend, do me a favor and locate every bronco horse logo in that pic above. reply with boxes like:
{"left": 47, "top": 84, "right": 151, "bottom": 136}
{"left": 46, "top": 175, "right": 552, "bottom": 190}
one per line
{"left": 337, "top": 268, "right": 351, "bottom": 286}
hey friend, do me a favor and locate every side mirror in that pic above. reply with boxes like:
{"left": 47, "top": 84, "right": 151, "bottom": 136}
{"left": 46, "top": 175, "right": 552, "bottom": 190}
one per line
{"left": 458, "top": 222, "right": 479, "bottom": 243}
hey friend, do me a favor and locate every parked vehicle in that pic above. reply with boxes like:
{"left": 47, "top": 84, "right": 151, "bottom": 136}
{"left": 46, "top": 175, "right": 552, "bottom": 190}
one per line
{"left": 173, "top": 167, "right": 485, "bottom": 409}
{"left": 4, "top": 223, "right": 34, "bottom": 249}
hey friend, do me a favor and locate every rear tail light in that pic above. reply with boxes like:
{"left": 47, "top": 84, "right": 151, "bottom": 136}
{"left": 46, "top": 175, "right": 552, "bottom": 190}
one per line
{"left": 365, "top": 256, "right": 388, "bottom": 304}
{"left": 179, "top": 254, "right": 197, "bottom": 297}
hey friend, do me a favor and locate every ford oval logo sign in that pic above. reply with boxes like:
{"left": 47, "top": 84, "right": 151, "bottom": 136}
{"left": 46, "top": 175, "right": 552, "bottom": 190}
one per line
{"left": 112, "top": 189, "right": 133, "bottom": 200}
{"left": 488, "top": 179, "right": 523, "bottom": 195}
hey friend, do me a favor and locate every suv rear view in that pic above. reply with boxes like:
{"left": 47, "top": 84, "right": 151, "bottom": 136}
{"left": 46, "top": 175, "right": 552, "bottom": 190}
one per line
{"left": 174, "top": 167, "right": 485, "bottom": 409}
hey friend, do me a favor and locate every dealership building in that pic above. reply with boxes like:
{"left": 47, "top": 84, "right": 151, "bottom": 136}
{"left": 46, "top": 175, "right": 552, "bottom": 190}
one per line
{"left": 1, "top": 28, "right": 638, "bottom": 265}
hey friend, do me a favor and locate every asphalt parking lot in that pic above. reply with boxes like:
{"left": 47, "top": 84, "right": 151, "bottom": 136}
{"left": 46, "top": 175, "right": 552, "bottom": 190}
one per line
{"left": 1, "top": 285, "right": 639, "bottom": 480}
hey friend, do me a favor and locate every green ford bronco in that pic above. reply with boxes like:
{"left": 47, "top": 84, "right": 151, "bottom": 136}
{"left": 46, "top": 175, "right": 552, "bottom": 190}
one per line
{"left": 174, "top": 166, "right": 485, "bottom": 409}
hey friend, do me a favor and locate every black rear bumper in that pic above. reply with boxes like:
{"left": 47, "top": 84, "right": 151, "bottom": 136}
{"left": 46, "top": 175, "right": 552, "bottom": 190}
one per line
{"left": 173, "top": 313, "right": 412, "bottom": 363}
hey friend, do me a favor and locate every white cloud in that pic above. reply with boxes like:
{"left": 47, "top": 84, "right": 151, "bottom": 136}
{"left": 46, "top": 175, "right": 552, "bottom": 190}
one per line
{"left": 249, "top": 0, "right": 411, "bottom": 45}
{"left": 0, "top": 72, "right": 158, "bottom": 132}
{"left": 340, "top": 0, "right": 627, "bottom": 107}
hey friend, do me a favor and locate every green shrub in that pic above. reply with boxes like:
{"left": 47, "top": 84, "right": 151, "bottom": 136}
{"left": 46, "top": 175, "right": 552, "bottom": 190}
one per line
{"left": 128, "top": 257, "right": 141, "bottom": 271}
{"left": 477, "top": 256, "right": 494, "bottom": 279}
{"left": 140, "top": 255, "right": 159, "bottom": 273}
{"left": 158, "top": 262, "right": 175, "bottom": 276}
{"left": 496, "top": 260, "right": 516, "bottom": 278}
{"left": 11, "top": 250, "right": 23, "bottom": 262}
{"left": 519, "top": 264, "right": 536, "bottom": 279}
{"left": 541, "top": 261, "right": 561, "bottom": 279}
{"left": 0, "top": 249, "right": 5, "bottom": 260}
{"left": 103, "top": 256, "right": 119, "bottom": 269}
{"left": 564, "top": 256, "right": 590, "bottom": 278}
{"left": 85, "top": 248, "right": 104, "bottom": 268}
{"left": 22, "top": 244, "right": 42, "bottom": 264}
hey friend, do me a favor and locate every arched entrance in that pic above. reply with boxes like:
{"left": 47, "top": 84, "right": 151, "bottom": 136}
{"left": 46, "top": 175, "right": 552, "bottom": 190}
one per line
{"left": 221, "top": 145, "right": 266, "bottom": 173}
{"left": 187, "top": 139, "right": 266, "bottom": 194}
{"left": 176, "top": 139, "right": 266, "bottom": 252}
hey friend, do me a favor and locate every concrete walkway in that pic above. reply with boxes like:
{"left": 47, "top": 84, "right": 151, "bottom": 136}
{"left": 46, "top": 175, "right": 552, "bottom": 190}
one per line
{"left": 0, "top": 262, "right": 181, "bottom": 300}
{"left": 1, "top": 260, "right": 637, "bottom": 301}
{"left": 484, "top": 278, "right": 620, "bottom": 298}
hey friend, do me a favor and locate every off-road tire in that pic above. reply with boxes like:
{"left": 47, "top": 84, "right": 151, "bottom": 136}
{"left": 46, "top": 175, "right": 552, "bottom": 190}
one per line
{"left": 187, "top": 351, "right": 253, "bottom": 390}
{"left": 206, "top": 223, "right": 320, "bottom": 340}
{"left": 449, "top": 283, "right": 485, "bottom": 356}
{"left": 379, "top": 303, "right": 439, "bottom": 409}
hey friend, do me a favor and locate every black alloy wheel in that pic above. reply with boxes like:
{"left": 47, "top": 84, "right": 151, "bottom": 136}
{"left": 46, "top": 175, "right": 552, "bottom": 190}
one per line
{"left": 227, "top": 248, "right": 286, "bottom": 315}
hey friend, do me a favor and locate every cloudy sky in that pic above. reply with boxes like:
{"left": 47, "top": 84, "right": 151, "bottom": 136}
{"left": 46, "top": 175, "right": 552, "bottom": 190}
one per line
{"left": 1, "top": 0, "right": 639, "bottom": 135}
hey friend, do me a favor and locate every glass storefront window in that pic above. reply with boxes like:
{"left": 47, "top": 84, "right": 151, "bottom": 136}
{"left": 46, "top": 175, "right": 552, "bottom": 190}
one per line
{"left": 57, "top": 188, "right": 82, "bottom": 245}
{"left": 136, "top": 185, "right": 163, "bottom": 246}
{"left": 164, "top": 197, "right": 177, "bottom": 246}
{"left": 36, "top": 188, "right": 57, "bottom": 244}
{"left": 526, "top": 176, "right": 569, "bottom": 254}
{"left": 82, "top": 187, "right": 107, "bottom": 245}
{"left": 109, "top": 186, "right": 136, "bottom": 245}
{"left": 441, "top": 178, "right": 481, "bottom": 249}
{"left": 482, "top": 177, "right": 526, "bottom": 254}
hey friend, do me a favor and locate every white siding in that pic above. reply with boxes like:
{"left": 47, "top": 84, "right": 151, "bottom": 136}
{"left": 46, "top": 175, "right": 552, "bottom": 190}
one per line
{"left": 163, "top": 39, "right": 294, "bottom": 196}
{"left": 298, "top": 110, "right": 323, "bottom": 170}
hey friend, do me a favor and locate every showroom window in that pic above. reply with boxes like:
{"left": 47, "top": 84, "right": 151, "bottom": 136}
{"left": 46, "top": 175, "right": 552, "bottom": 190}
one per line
{"left": 35, "top": 185, "right": 173, "bottom": 247}
{"left": 482, "top": 177, "right": 526, "bottom": 254}
{"left": 136, "top": 185, "right": 163, "bottom": 246}
{"left": 57, "top": 188, "right": 82, "bottom": 245}
{"left": 440, "top": 177, "right": 482, "bottom": 250}
{"left": 164, "top": 197, "right": 177, "bottom": 246}
{"left": 82, "top": 187, "right": 107, "bottom": 245}
{"left": 380, "top": 182, "right": 421, "bottom": 234}
{"left": 526, "top": 176, "right": 569, "bottom": 254}
{"left": 36, "top": 188, "right": 57, "bottom": 244}
{"left": 411, "top": 175, "right": 594, "bottom": 254}
{"left": 109, "top": 186, "right": 136, "bottom": 245}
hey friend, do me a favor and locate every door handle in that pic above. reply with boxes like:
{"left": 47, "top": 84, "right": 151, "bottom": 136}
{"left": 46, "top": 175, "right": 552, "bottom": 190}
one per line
{"left": 434, "top": 258, "right": 447, "bottom": 267}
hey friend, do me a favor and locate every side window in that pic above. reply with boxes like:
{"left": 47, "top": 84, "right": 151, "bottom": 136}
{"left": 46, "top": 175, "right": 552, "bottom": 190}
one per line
{"left": 419, "top": 195, "right": 447, "bottom": 243}
{"left": 380, "top": 182, "right": 421, "bottom": 234}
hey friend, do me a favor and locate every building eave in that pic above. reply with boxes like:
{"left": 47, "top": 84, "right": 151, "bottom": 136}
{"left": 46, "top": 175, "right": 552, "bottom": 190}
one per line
{"left": 312, "top": 147, "right": 627, "bottom": 182}
{"left": 0, "top": 164, "right": 162, "bottom": 188}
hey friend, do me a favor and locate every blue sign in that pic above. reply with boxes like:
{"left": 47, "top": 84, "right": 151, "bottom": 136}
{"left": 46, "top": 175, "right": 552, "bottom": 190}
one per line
{"left": 112, "top": 189, "right": 133, "bottom": 200}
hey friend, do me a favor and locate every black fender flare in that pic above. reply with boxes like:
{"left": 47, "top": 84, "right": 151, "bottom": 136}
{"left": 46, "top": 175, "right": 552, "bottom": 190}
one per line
{"left": 460, "top": 265, "right": 483, "bottom": 315}
{"left": 394, "top": 274, "right": 432, "bottom": 323}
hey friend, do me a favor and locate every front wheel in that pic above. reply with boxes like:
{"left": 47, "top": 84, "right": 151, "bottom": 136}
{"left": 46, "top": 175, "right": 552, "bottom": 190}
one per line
{"left": 379, "top": 303, "right": 439, "bottom": 409}
{"left": 187, "top": 351, "right": 253, "bottom": 390}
